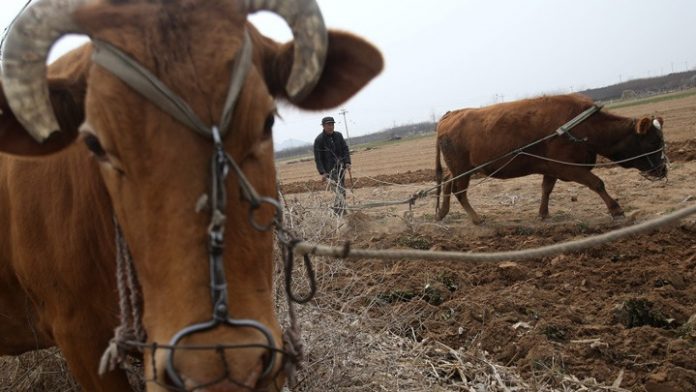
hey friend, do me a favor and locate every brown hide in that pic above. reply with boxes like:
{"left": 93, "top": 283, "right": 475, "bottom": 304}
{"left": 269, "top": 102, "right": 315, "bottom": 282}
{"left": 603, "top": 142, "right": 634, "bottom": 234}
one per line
{"left": 0, "top": 1, "right": 382, "bottom": 391}
{"left": 435, "top": 94, "right": 667, "bottom": 223}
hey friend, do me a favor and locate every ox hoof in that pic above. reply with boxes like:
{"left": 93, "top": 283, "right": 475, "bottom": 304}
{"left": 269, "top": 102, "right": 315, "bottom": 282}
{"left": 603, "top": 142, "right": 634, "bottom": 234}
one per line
{"left": 471, "top": 215, "right": 485, "bottom": 225}
{"left": 610, "top": 211, "right": 625, "bottom": 220}
{"left": 611, "top": 214, "right": 626, "bottom": 223}
{"left": 611, "top": 213, "right": 635, "bottom": 226}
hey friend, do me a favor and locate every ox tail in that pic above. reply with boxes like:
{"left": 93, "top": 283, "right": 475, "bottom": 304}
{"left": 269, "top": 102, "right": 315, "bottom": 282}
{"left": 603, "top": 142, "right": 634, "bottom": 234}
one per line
{"left": 435, "top": 136, "right": 443, "bottom": 216}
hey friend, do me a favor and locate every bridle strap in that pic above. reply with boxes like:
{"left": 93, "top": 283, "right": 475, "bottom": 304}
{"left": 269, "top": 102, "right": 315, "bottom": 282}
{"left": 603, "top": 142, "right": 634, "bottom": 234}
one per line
{"left": 555, "top": 104, "right": 602, "bottom": 143}
{"left": 91, "top": 31, "right": 253, "bottom": 139}
{"left": 92, "top": 29, "right": 283, "bottom": 387}
{"left": 219, "top": 32, "right": 254, "bottom": 137}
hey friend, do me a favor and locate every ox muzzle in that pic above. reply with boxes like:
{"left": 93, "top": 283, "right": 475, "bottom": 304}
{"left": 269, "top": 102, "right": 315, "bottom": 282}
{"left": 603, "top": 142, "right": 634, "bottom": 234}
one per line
{"left": 640, "top": 119, "right": 669, "bottom": 181}
{"left": 640, "top": 150, "right": 668, "bottom": 181}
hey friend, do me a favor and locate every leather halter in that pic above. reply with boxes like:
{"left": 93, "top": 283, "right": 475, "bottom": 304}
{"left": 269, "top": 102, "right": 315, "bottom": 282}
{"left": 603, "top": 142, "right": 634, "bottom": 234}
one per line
{"left": 92, "top": 31, "right": 253, "bottom": 138}
{"left": 555, "top": 104, "right": 602, "bottom": 143}
{"left": 92, "top": 31, "right": 281, "bottom": 388}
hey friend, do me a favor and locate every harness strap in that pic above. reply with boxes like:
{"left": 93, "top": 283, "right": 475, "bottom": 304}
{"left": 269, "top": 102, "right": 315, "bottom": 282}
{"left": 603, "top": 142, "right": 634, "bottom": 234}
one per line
{"left": 91, "top": 31, "right": 253, "bottom": 139}
{"left": 555, "top": 104, "right": 602, "bottom": 142}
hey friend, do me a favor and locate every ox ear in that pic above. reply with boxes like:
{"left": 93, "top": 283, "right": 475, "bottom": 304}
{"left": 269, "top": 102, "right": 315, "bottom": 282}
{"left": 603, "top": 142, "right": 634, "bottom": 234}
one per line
{"left": 635, "top": 117, "right": 652, "bottom": 135}
{"left": 0, "top": 45, "right": 89, "bottom": 156}
{"left": 271, "top": 30, "right": 383, "bottom": 109}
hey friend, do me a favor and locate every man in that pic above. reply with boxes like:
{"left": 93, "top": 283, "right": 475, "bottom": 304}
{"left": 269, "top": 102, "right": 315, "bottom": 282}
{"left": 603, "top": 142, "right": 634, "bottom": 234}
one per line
{"left": 314, "top": 116, "right": 351, "bottom": 215}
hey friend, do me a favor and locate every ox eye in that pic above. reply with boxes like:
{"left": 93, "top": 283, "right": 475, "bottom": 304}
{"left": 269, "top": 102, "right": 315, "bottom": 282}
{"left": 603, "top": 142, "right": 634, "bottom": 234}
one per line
{"left": 263, "top": 114, "right": 274, "bottom": 140}
{"left": 83, "top": 133, "right": 107, "bottom": 158}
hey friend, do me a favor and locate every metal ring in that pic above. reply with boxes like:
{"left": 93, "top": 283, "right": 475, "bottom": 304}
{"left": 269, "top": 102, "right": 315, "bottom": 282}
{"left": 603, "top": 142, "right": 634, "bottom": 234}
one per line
{"left": 248, "top": 197, "right": 283, "bottom": 232}
{"left": 165, "top": 318, "right": 277, "bottom": 389}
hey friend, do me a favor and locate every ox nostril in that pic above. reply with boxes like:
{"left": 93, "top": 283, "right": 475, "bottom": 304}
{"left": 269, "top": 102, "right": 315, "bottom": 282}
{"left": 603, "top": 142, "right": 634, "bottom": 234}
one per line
{"left": 165, "top": 349, "right": 271, "bottom": 392}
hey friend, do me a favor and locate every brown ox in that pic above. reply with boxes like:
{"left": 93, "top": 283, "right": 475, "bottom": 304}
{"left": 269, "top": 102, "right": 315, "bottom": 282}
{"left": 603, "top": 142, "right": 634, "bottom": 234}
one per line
{"left": 0, "top": 0, "right": 382, "bottom": 391}
{"left": 435, "top": 94, "right": 667, "bottom": 223}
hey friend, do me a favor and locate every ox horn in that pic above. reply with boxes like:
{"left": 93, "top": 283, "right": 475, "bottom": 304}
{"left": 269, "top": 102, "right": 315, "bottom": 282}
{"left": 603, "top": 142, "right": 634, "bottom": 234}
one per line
{"left": 1, "top": 0, "right": 93, "bottom": 142}
{"left": 245, "top": 0, "right": 328, "bottom": 101}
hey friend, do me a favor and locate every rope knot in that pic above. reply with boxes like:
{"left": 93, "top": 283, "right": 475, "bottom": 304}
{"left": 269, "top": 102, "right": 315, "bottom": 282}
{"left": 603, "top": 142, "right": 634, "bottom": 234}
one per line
{"left": 98, "top": 325, "right": 136, "bottom": 376}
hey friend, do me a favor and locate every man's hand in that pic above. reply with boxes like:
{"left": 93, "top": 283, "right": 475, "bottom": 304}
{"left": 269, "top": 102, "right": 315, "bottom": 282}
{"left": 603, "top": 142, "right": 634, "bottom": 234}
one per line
{"left": 321, "top": 173, "right": 328, "bottom": 182}
{"left": 345, "top": 164, "right": 351, "bottom": 170}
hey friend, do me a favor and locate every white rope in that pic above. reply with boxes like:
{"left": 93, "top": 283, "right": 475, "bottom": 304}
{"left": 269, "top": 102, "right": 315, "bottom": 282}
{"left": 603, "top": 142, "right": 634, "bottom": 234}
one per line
{"left": 440, "top": 146, "right": 666, "bottom": 199}
{"left": 432, "top": 145, "right": 664, "bottom": 197}
{"left": 444, "top": 154, "right": 519, "bottom": 198}
{"left": 518, "top": 147, "right": 664, "bottom": 167}
{"left": 286, "top": 144, "right": 666, "bottom": 213}
{"left": 291, "top": 203, "right": 696, "bottom": 262}
{"left": 344, "top": 198, "right": 418, "bottom": 210}
{"left": 358, "top": 175, "right": 422, "bottom": 188}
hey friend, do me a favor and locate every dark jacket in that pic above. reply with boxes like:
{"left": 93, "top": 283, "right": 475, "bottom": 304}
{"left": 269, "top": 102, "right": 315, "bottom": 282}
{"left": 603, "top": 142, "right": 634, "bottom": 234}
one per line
{"left": 314, "top": 131, "right": 351, "bottom": 175}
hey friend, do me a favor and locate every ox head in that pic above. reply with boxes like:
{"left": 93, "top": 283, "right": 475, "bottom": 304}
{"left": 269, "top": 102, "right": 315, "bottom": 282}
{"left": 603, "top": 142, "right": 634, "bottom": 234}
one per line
{"left": 610, "top": 116, "right": 668, "bottom": 180}
{"left": 1, "top": 0, "right": 382, "bottom": 390}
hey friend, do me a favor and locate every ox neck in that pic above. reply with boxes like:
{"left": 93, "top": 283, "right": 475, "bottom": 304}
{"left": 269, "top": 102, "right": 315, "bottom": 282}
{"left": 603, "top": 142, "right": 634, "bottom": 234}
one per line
{"left": 554, "top": 104, "right": 601, "bottom": 142}
{"left": 91, "top": 31, "right": 253, "bottom": 140}
{"left": 581, "top": 113, "right": 638, "bottom": 156}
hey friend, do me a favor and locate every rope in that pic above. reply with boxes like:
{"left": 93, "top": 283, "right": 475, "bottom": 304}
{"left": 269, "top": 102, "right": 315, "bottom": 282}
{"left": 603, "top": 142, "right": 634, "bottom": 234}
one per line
{"left": 99, "top": 220, "right": 145, "bottom": 376}
{"left": 335, "top": 152, "right": 522, "bottom": 210}
{"left": 290, "top": 203, "right": 696, "bottom": 262}
{"left": 358, "top": 175, "right": 422, "bottom": 188}
{"left": 444, "top": 154, "right": 520, "bottom": 198}
{"left": 424, "top": 133, "right": 558, "bottom": 196}
{"left": 320, "top": 143, "right": 667, "bottom": 211}
{"left": 518, "top": 147, "right": 664, "bottom": 168}
{"left": 286, "top": 142, "right": 666, "bottom": 212}
{"left": 345, "top": 197, "right": 420, "bottom": 210}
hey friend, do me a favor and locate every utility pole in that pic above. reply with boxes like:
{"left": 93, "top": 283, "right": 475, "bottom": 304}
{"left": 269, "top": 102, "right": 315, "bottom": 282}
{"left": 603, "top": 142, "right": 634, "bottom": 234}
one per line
{"left": 339, "top": 108, "right": 350, "bottom": 142}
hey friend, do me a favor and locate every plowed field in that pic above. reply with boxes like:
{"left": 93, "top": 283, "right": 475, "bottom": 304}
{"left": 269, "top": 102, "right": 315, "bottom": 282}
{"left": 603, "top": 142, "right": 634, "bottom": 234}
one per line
{"left": 279, "top": 93, "right": 696, "bottom": 391}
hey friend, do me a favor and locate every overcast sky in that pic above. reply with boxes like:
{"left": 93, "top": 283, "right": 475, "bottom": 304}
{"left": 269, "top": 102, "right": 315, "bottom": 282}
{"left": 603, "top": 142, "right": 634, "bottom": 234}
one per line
{"left": 2, "top": 0, "right": 695, "bottom": 147}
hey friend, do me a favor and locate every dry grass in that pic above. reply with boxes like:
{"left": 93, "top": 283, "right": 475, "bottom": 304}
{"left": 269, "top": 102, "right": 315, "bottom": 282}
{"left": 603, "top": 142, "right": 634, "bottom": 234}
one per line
{"left": 274, "top": 192, "right": 631, "bottom": 392}
{"left": 0, "top": 348, "right": 79, "bottom": 392}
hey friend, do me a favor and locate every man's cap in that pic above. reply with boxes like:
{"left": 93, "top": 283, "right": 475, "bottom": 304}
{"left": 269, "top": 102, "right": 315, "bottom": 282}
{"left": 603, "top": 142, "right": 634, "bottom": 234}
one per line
{"left": 321, "top": 116, "right": 336, "bottom": 125}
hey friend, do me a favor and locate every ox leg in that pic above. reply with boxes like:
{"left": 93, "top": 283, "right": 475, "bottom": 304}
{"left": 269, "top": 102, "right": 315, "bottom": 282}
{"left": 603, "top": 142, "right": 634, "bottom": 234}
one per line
{"left": 436, "top": 173, "right": 452, "bottom": 220}
{"left": 539, "top": 175, "right": 557, "bottom": 220}
{"left": 53, "top": 317, "right": 133, "bottom": 391}
{"left": 568, "top": 170, "right": 624, "bottom": 217}
{"left": 453, "top": 175, "right": 483, "bottom": 225}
